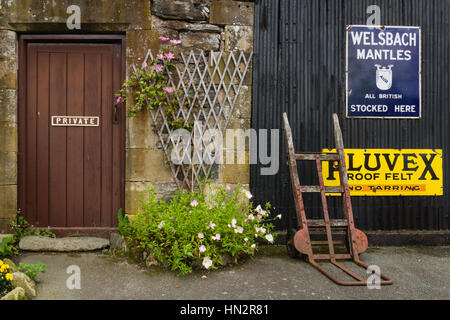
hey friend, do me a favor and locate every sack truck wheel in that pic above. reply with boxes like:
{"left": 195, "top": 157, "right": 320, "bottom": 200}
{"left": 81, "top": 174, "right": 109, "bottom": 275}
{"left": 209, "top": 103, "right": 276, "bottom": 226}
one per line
{"left": 286, "top": 228, "right": 300, "bottom": 259}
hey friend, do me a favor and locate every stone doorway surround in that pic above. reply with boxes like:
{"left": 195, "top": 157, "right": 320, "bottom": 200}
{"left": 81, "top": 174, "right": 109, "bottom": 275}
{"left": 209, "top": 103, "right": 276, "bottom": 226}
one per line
{"left": 0, "top": 0, "right": 255, "bottom": 232}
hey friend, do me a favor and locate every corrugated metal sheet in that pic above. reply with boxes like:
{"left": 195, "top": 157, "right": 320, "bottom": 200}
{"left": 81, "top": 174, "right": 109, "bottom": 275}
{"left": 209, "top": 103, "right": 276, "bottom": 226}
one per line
{"left": 251, "top": 0, "right": 450, "bottom": 231}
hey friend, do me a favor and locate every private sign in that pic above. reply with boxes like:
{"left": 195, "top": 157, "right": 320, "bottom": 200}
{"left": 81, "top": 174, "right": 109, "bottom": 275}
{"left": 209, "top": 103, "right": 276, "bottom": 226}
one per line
{"left": 322, "top": 149, "right": 443, "bottom": 196}
{"left": 346, "top": 25, "right": 421, "bottom": 118}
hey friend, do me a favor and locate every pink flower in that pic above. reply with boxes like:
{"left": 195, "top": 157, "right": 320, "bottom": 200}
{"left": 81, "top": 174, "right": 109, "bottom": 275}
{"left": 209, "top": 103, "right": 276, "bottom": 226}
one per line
{"left": 244, "top": 238, "right": 248, "bottom": 242}
{"left": 199, "top": 245, "right": 206, "bottom": 253}
{"left": 198, "top": 232, "right": 204, "bottom": 239}
{"left": 165, "top": 87, "right": 174, "bottom": 94}
{"left": 164, "top": 52, "right": 175, "bottom": 60}
{"left": 226, "top": 184, "right": 231, "bottom": 191}
{"left": 170, "top": 39, "right": 181, "bottom": 45}
{"left": 190, "top": 199, "right": 198, "bottom": 207}
{"left": 141, "top": 61, "right": 147, "bottom": 69}
{"left": 159, "top": 36, "right": 170, "bottom": 41}
{"left": 152, "top": 64, "right": 163, "bottom": 72}
{"left": 156, "top": 53, "right": 165, "bottom": 60}
{"left": 115, "top": 96, "right": 121, "bottom": 104}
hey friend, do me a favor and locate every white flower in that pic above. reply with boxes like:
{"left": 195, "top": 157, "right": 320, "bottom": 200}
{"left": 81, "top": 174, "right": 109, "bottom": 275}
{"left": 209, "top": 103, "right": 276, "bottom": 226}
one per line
{"left": 276, "top": 214, "right": 282, "bottom": 220}
{"left": 255, "top": 204, "right": 267, "bottom": 216}
{"left": 209, "top": 221, "right": 216, "bottom": 230}
{"left": 265, "top": 234, "right": 274, "bottom": 243}
{"left": 248, "top": 214, "right": 255, "bottom": 221}
{"left": 227, "top": 224, "right": 232, "bottom": 228}
{"left": 244, "top": 238, "right": 248, "bottom": 242}
{"left": 198, "top": 232, "right": 204, "bottom": 239}
{"left": 250, "top": 244, "right": 256, "bottom": 249}
{"left": 212, "top": 233, "right": 221, "bottom": 241}
{"left": 243, "top": 189, "right": 253, "bottom": 199}
{"left": 199, "top": 245, "right": 206, "bottom": 253}
{"left": 158, "top": 221, "right": 165, "bottom": 229}
{"left": 260, "top": 227, "right": 267, "bottom": 234}
{"left": 202, "top": 257, "right": 213, "bottom": 269}
{"left": 234, "top": 226, "right": 243, "bottom": 234}
{"left": 231, "top": 218, "right": 237, "bottom": 228}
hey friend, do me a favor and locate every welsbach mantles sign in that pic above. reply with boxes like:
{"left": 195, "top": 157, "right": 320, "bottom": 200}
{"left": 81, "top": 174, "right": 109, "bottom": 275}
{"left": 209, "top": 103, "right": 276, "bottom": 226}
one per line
{"left": 346, "top": 25, "right": 421, "bottom": 118}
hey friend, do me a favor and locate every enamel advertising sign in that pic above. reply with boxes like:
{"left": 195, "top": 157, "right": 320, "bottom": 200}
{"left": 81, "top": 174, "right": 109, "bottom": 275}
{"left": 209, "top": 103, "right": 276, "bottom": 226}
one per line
{"left": 346, "top": 25, "right": 421, "bottom": 118}
{"left": 322, "top": 149, "right": 443, "bottom": 196}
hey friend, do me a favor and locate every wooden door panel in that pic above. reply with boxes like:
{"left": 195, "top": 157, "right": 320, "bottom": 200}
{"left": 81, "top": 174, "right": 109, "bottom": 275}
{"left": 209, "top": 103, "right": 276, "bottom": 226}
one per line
{"left": 22, "top": 43, "right": 123, "bottom": 229}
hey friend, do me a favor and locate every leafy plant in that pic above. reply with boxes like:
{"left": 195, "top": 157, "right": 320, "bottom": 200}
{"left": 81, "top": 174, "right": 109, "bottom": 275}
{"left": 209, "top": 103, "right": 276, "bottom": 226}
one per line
{"left": 18, "top": 262, "right": 47, "bottom": 281}
{"left": 0, "top": 237, "right": 17, "bottom": 258}
{"left": 116, "top": 37, "right": 193, "bottom": 131}
{"left": 124, "top": 183, "right": 278, "bottom": 275}
{"left": 118, "top": 208, "right": 131, "bottom": 237}
{"left": 2, "top": 209, "right": 57, "bottom": 257}
{"left": 0, "top": 259, "right": 14, "bottom": 296}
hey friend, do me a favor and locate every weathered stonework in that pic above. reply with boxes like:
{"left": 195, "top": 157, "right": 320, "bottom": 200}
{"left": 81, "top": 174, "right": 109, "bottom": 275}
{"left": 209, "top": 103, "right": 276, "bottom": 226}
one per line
{"left": 0, "top": 0, "right": 255, "bottom": 222}
{"left": 151, "top": 0, "right": 211, "bottom": 21}
{"left": 210, "top": 1, "right": 254, "bottom": 26}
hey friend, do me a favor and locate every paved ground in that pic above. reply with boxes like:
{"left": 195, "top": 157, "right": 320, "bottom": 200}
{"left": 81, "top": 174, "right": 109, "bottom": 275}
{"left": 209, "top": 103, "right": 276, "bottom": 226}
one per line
{"left": 14, "top": 246, "right": 450, "bottom": 300}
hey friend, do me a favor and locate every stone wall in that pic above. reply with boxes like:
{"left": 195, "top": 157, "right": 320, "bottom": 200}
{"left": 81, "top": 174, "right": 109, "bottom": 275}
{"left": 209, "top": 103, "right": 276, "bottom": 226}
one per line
{"left": 0, "top": 0, "right": 255, "bottom": 228}
{"left": 0, "top": 27, "right": 17, "bottom": 231}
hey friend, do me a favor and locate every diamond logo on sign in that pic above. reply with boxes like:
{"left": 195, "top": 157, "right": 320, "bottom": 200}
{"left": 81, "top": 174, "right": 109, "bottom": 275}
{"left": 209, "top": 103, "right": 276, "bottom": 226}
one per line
{"left": 374, "top": 64, "right": 393, "bottom": 90}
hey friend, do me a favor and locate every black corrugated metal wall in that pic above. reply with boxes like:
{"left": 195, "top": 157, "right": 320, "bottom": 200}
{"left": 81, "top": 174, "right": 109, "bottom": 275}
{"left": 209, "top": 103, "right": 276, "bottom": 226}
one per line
{"left": 251, "top": 0, "right": 450, "bottom": 231}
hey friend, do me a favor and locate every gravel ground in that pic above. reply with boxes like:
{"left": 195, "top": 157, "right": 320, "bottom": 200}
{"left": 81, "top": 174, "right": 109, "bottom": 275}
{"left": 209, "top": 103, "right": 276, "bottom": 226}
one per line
{"left": 15, "top": 245, "right": 450, "bottom": 300}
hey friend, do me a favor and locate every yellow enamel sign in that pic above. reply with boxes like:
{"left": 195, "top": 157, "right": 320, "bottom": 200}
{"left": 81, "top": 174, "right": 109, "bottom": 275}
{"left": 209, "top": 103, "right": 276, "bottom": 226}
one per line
{"left": 322, "top": 149, "right": 443, "bottom": 196}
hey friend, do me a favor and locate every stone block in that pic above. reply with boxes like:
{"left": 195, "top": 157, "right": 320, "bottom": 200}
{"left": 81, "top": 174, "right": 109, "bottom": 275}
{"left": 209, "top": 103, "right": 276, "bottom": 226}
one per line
{"left": 126, "top": 113, "right": 160, "bottom": 149}
{"left": 0, "top": 151, "right": 17, "bottom": 185}
{"left": 126, "top": 29, "right": 161, "bottom": 67}
{"left": 152, "top": 15, "right": 223, "bottom": 33}
{"left": 0, "top": 287, "right": 26, "bottom": 300}
{"left": 151, "top": 0, "right": 211, "bottom": 22}
{"left": 210, "top": 1, "right": 254, "bottom": 26}
{"left": 11, "top": 272, "right": 36, "bottom": 297}
{"left": 0, "top": 121, "right": 17, "bottom": 152}
{"left": 180, "top": 32, "right": 221, "bottom": 51}
{"left": 224, "top": 25, "right": 254, "bottom": 53}
{"left": 0, "top": 89, "right": 17, "bottom": 122}
{"left": 0, "top": 59, "right": 17, "bottom": 89}
{"left": 0, "top": 30, "right": 16, "bottom": 59}
{"left": 233, "top": 85, "right": 251, "bottom": 119}
{"left": 0, "top": 218, "right": 13, "bottom": 233}
{"left": 2, "top": 0, "right": 150, "bottom": 30}
{"left": 19, "top": 236, "right": 109, "bottom": 252}
{"left": 221, "top": 152, "right": 250, "bottom": 184}
{"left": 0, "top": 185, "right": 17, "bottom": 220}
{"left": 126, "top": 148, "right": 173, "bottom": 183}
{"left": 125, "top": 181, "right": 178, "bottom": 214}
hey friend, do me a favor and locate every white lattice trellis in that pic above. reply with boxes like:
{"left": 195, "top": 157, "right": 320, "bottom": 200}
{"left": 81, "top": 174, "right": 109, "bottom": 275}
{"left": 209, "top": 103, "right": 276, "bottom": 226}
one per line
{"left": 133, "top": 50, "right": 253, "bottom": 191}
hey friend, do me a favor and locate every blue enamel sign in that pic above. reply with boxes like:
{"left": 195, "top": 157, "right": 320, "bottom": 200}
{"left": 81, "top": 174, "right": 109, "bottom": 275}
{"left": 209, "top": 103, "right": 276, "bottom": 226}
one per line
{"left": 346, "top": 25, "right": 421, "bottom": 118}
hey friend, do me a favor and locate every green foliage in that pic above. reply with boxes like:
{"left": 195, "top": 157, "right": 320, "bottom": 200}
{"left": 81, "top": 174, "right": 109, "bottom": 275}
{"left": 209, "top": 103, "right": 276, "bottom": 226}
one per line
{"left": 0, "top": 237, "right": 16, "bottom": 258}
{"left": 17, "top": 262, "right": 47, "bottom": 281}
{"left": 124, "top": 183, "right": 276, "bottom": 275}
{"left": 116, "top": 45, "right": 193, "bottom": 131}
{"left": 1, "top": 209, "right": 57, "bottom": 258}
{"left": 0, "top": 259, "right": 14, "bottom": 296}
{"left": 118, "top": 208, "right": 131, "bottom": 237}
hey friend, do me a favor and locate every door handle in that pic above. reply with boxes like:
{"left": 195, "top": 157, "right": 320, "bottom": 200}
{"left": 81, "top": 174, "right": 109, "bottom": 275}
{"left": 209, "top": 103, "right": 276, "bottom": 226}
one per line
{"left": 113, "top": 105, "right": 119, "bottom": 124}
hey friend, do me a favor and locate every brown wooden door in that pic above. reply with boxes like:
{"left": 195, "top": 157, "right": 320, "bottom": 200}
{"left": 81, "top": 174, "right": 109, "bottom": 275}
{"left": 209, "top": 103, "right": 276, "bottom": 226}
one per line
{"left": 20, "top": 42, "right": 124, "bottom": 229}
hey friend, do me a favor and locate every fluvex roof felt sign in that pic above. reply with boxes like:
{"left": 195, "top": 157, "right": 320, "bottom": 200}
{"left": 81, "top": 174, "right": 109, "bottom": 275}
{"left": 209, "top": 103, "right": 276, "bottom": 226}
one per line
{"left": 322, "top": 149, "right": 443, "bottom": 196}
